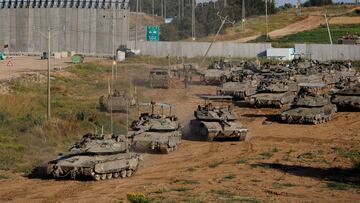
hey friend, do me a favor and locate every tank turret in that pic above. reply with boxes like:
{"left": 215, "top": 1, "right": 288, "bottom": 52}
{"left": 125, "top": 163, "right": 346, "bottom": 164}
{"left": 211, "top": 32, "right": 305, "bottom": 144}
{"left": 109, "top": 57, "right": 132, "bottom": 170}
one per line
{"left": 190, "top": 96, "right": 248, "bottom": 141}
{"left": 127, "top": 102, "right": 182, "bottom": 154}
{"left": 281, "top": 83, "right": 337, "bottom": 124}
{"left": 47, "top": 133, "right": 141, "bottom": 181}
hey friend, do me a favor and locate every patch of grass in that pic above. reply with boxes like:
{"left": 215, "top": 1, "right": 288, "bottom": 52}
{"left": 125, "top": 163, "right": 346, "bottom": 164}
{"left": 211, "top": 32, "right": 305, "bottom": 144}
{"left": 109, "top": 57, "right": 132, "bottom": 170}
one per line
{"left": 126, "top": 192, "right": 152, "bottom": 203}
{"left": 223, "top": 174, "right": 236, "bottom": 180}
{"left": 239, "top": 197, "right": 262, "bottom": 203}
{"left": 253, "top": 24, "right": 360, "bottom": 44}
{"left": 327, "top": 181, "right": 350, "bottom": 190}
{"left": 0, "top": 175, "right": 9, "bottom": 180}
{"left": 0, "top": 62, "right": 131, "bottom": 172}
{"left": 208, "top": 160, "right": 223, "bottom": 168}
{"left": 273, "top": 182, "right": 297, "bottom": 189}
{"left": 259, "top": 152, "right": 273, "bottom": 159}
{"left": 236, "top": 159, "right": 248, "bottom": 164}
{"left": 251, "top": 179, "right": 262, "bottom": 183}
{"left": 172, "top": 187, "right": 192, "bottom": 192}
{"left": 173, "top": 179, "right": 199, "bottom": 185}
{"left": 259, "top": 147, "right": 279, "bottom": 159}
{"left": 298, "top": 152, "right": 316, "bottom": 160}
{"left": 211, "top": 189, "right": 236, "bottom": 198}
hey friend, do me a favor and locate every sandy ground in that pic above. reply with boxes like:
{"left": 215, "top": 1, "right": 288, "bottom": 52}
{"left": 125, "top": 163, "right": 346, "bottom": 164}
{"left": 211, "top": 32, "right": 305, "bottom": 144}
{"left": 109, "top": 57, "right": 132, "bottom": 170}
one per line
{"left": 0, "top": 60, "right": 359, "bottom": 202}
{"left": 269, "top": 14, "right": 324, "bottom": 39}
{"left": 0, "top": 56, "right": 100, "bottom": 81}
{"left": 330, "top": 16, "right": 360, "bottom": 25}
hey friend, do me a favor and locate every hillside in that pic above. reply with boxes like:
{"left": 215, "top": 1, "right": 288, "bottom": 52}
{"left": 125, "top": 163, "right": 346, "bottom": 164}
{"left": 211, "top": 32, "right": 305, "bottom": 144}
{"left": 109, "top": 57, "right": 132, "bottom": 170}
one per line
{"left": 196, "top": 5, "right": 360, "bottom": 42}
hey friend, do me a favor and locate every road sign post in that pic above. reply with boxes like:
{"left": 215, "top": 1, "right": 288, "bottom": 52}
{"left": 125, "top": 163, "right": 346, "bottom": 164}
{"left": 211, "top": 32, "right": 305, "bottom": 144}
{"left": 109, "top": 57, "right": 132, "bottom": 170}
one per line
{"left": 146, "top": 25, "right": 160, "bottom": 41}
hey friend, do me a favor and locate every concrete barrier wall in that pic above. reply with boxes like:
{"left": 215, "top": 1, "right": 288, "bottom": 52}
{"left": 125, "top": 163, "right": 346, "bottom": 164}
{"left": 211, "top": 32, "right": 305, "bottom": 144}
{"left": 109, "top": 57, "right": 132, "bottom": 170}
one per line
{"left": 126, "top": 41, "right": 360, "bottom": 61}
{"left": 0, "top": 2, "right": 129, "bottom": 55}
{"left": 127, "top": 41, "right": 272, "bottom": 58}
{"left": 295, "top": 44, "right": 360, "bottom": 61}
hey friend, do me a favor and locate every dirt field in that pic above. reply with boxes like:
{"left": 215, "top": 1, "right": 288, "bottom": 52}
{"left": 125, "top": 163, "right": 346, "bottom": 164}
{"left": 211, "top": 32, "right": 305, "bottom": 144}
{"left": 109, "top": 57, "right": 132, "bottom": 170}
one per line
{"left": 0, "top": 56, "right": 100, "bottom": 81}
{"left": 0, "top": 59, "right": 359, "bottom": 203}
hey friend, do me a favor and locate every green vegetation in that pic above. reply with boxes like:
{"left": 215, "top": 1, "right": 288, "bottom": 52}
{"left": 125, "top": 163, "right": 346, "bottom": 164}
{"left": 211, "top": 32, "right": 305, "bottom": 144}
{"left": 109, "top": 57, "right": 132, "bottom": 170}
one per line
{"left": 253, "top": 24, "right": 360, "bottom": 45}
{"left": 332, "top": 147, "right": 360, "bottom": 169}
{"left": 208, "top": 160, "right": 224, "bottom": 168}
{"left": 173, "top": 179, "right": 199, "bottom": 185}
{"left": 326, "top": 181, "right": 353, "bottom": 190}
{"left": 211, "top": 189, "right": 236, "bottom": 198}
{"left": 172, "top": 187, "right": 192, "bottom": 192}
{"left": 236, "top": 159, "right": 248, "bottom": 164}
{"left": 259, "top": 147, "right": 279, "bottom": 159}
{"left": 0, "top": 174, "right": 9, "bottom": 179}
{"left": 126, "top": 193, "right": 152, "bottom": 203}
{"left": 273, "top": 182, "right": 297, "bottom": 189}
{"left": 0, "top": 62, "right": 143, "bottom": 172}
{"left": 223, "top": 173, "right": 236, "bottom": 180}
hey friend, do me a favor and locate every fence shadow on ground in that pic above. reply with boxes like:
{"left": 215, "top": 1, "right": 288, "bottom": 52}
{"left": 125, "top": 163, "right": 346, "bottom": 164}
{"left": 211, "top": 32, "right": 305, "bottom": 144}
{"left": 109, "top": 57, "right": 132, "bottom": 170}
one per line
{"left": 256, "top": 162, "right": 360, "bottom": 185}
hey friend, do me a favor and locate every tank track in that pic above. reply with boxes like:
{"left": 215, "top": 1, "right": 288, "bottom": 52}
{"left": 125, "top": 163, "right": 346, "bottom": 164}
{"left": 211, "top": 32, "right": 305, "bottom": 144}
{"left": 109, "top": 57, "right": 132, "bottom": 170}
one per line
{"left": 91, "top": 167, "right": 138, "bottom": 181}
{"left": 281, "top": 109, "right": 337, "bottom": 125}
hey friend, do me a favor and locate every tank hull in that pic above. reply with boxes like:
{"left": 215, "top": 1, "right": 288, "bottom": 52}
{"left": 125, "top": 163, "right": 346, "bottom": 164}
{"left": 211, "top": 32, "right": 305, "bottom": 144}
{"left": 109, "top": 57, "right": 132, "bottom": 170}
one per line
{"left": 218, "top": 82, "right": 257, "bottom": 100}
{"left": 332, "top": 95, "right": 360, "bottom": 111}
{"left": 129, "top": 131, "right": 182, "bottom": 154}
{"left": 47, "top": 153, "right": 141, "bottom": 181}
{"left": 99, "top": 96, "right": 135, "bottom": 113}
{"left": 281, "top": 105, "right": 337, "bottom": 124}
{"left": 190, "top": 119, "right": 248, "bottom": 141}
{"left": 250, "top": 92, "right": 295, "bottom": 108}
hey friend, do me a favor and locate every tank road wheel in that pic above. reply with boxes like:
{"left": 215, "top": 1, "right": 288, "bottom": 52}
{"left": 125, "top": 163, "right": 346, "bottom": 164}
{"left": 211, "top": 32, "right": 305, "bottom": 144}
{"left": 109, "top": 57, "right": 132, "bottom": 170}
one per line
{"left": 94, "top": 174, "right": 101, "bottom": 181}
{"left": 100, "top": 174, "right": 107, "bottom": 180}
{"left": 274, "top": 101, "right": 282, "bottom": 108}
{"left": 287, "top": 115, "right": 293, "bottom": 124}
{"left": 160, "top": 144, "right": 171, "bottom": 154}
{"left": 239, "top": 132, "right": 247, "bottom": 141}
{"left": 120, "top": 170, "right": 127, "bottom": 178}
{"left": 106, "top": 173, "right": 113, "bottom": 180}
{"left": 298, "top": 117, "right": 304, "bottom": 124}
{"left": 249, "top": 98, "right": 256, "bottom": 106}
{"left": 113, "top": 172, "right": 120, "bottom": 179}
{"left": 126, "top": 170, "right": 133, "bottom": 177}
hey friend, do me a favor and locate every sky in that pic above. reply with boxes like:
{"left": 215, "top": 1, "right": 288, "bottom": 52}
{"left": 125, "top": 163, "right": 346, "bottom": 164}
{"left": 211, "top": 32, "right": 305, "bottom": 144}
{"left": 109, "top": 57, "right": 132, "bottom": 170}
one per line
{"left": 197, "top": 0, "right": 356, "bottom": 6}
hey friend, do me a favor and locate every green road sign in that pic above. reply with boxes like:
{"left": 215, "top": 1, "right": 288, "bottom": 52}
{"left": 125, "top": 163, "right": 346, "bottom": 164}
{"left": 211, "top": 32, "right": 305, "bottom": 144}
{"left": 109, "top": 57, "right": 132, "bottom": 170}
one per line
{"left": 146, "top": 25, "right": 160, "bottom": 41}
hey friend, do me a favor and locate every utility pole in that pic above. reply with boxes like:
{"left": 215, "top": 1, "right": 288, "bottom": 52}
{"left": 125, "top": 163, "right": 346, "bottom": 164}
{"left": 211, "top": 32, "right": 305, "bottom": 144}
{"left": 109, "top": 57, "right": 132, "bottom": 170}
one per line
{"left": 265, "top": 0, "right": 269, "bottom": 40}
{"left": 242, "top": 0, "right": 246, "bottom": 30}
{"left": 296, "top": 0, "right": 301, "bottom": 16}
{"left": 33, "top": 26, "right": 54, "bottom": 121}
{"left": 324, "top": 13, "right": 333, "bottom": 44}
{"left": 161, "top": 0, "right": 164, "bottom": 18}
{"left": 164, "top": 0, "right": 166, "bottom": 21}
{"left": 152, "top": 0, "right": 155, "bottom": 25}
{"left": 178, "top": 0, "right": 181, "bottom": 19}
{"left": 47, "top": 28, "right": 51, "bottom": 121}
{"left": 191, "top": 0, "right": 196, "bottom": 40}
{"left": 135, "top": 0, "right": 139, "bottom": 49}
{"left": 200, "top": 13, "right": 235, "bottom": 68}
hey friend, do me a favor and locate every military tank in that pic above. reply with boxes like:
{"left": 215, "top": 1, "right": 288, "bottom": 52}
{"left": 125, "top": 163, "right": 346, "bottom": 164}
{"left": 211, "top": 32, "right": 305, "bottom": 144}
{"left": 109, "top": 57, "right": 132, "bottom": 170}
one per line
{"left": 249, "top": 75, "right": 297, "bottom": 108}
{"left": 190, "top": 96, "right": 248, "bottom": 141}
{"left": 127, "top": 102, "right": 182, "bottom": 154}
{"left": 99, "top": 89, "right": 136, "bottom": 113}
{"left": 331, "top": 84, "right": 360, "bottom": 111}
{"left": 217, "top": 76, "right": 259, "bottom": 101}
{"left": 47, "top": 133, "right": 142, "bottom": 181}
{"left": 149, "top": 68, "right": 171, "bottom": 89}
{"left": 281, "top": 83, "right": 337, "bottom": 124}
